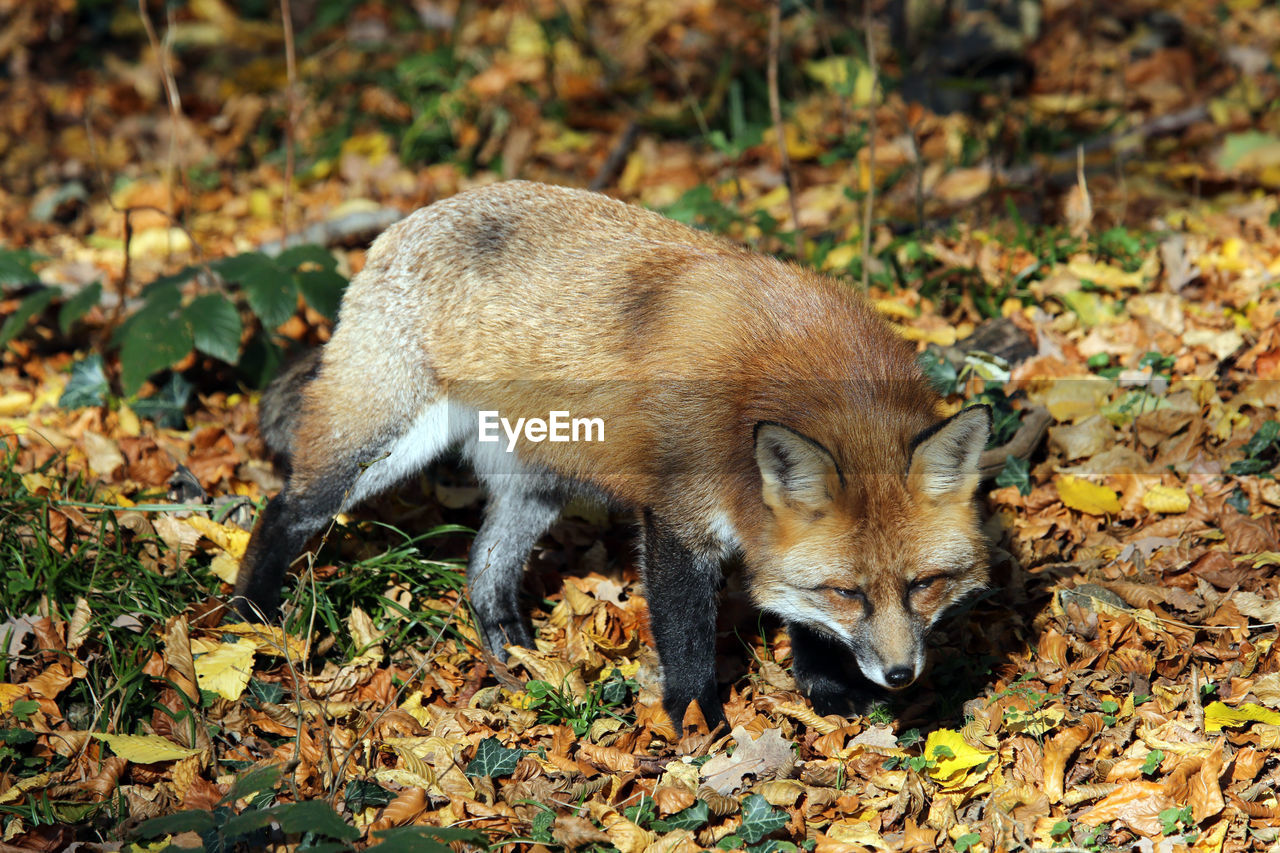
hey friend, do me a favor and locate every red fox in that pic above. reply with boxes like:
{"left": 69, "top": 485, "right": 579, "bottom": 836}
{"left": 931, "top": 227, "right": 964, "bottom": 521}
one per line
{"left": 238, "top": 181, "right": 991, "bottom": 730}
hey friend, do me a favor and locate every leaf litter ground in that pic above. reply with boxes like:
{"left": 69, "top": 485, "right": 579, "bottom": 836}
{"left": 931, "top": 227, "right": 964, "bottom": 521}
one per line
{"left": 2, "top": 0, "right": 1280, "bottom": 850}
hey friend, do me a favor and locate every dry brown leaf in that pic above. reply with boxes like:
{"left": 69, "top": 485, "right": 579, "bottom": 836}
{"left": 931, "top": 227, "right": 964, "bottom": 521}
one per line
{"left": 370, "top": 787, "right": 427, "bottom": 831}
{"left": 1076, "top": 780, "right": 1176, "bottom": 836}
{"left": 700, "top": 726, "right": 795, "bottom": 795}
{"left": 1043, "top": 713, "right": 1105, "bottom": 803}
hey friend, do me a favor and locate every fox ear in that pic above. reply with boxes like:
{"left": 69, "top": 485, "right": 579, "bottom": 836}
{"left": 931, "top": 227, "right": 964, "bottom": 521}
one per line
{"left": 908, "top": 405, "right": 991, "bottom": 499}
{"left": 755, "top": 422, "right": 843, "bottom": 512}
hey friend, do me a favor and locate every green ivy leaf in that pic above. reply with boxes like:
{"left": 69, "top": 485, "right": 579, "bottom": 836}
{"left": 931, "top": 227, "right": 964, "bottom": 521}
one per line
{"left": 131, "top": 373, "right": 193, "bottom": 429}
{"left": 344, "top": 779, "right": 395, "bottom": 812}
{"left": 295, "top": 268, "right": 347, "bottom": 319}
{"left": 464, "top": 736, "right": 524, "bottom": 778}
{"left": 917, "top": 350, "right": 958, "bottom": 396}
{"left": 955, "top": 831, "right": 982, "bottom": 852}
{"left": 652, "top": 800, "right": 710, "bottom": 832}
{"left": 0, "top": 288, "right": 56, "bottom": 349}
{"left": 59, "top": 354, "right": 109, "bottom": 409}
{"left": 994, "top": 454, "right": 1031, "bottom": 495}
{"left": 58, "top": 281, "right": 102, "bottom": 335}
{"left": 748, "top": 840, "right": 798, "bottom": 853}
{"left": 184, "top": 293, "right": 243, "bottom": 364}
{"left": 738, "top": 794, "right": 788, "bottom": 844}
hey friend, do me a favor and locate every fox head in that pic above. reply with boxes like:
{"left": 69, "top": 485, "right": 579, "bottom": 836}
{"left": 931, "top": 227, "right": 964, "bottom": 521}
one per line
{"left": 747, "top": 406, "right": 991, "bottom": 690}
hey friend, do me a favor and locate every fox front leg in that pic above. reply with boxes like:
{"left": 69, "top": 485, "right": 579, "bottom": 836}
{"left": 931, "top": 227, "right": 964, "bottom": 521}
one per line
{"left": 787, "top": 621, "right": 881, "bottom": 717}
{"left": 640, "top": 512, "right": 726, "bottom": 734}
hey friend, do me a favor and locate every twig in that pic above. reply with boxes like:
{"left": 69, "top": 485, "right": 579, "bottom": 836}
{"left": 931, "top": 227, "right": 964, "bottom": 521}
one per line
{"left": 136, "top": 0, "right": 184, "bottom": 230}
{"left": 589, "top": 120, "right": 640, "bottom": 193}
{"left": 280, "top": 0, "right": 299, "bottom": 242}
{"left": 977, "top": 405, "right": 1051, "bottom": 480}
{"left": 767, "top": 0, "right": 802, "bottom": 256}
{"left": 860, "top": 1, "right": 879, "bottom": 292}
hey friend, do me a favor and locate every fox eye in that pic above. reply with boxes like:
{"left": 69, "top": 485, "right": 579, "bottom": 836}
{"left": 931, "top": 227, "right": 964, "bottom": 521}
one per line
{"left": 908, "top": 576, "right": 942, "bottom": 594}
{"left": 832, "top": 587, "right": 867, "bottom": 603}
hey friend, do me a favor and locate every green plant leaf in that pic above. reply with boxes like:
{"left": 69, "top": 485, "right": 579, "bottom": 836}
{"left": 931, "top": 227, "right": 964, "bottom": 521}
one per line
{"left": 243, "top": 266, "right": 298, "bottom": 329}
{"left": 296, "top": 269, "right": 347, "bottom": 319}
{"left": 118, "top": 305, "right": 194, "bottom": 396}
{"left": 0, "top": 248, "right": 41, "bottom": 285}
{"left": 367, "top": 826, "right": 489, "bottom": 852}
{"left": 134, "top": 809, "right": 218, "bottom": 838}
{"left": 955, "top": 831, "right": 982, "bottom": 852}
{"left": 738, "top": 794, "right": 788, "bottom": 844}
{"left": 271, "top": 799, "right": 360, "bottom": 839}
{"left": 0, "top": 288, "right": 56, "bottom": 349}
{"left": 216, "top": 252, "right": 297, "bottom": 330}
{"left": 219, "top": 764, "right": 281, "bottom": 805}
{"left": 58, "top": 281, "right": 102, "bottom": 335}
{"left": 464, "top": 736, "right": 524, "bottom": 778}
{"left": 276, "top": 244, "right": 338, "bottom": 272}
{"left": 184, "top": 293, "right": 243, "bottom": 364}
{"left": 59, "top": 354, "right": 110, "bottom": 409}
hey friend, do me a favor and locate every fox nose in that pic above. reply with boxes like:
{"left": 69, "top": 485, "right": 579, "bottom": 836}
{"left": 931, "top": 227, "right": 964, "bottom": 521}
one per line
{"left": 885, "top": 667, "right": 915, "bottom": 689}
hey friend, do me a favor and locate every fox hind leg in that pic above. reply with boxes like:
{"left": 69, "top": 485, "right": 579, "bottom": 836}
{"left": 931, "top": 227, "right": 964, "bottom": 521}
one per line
{"left": 465, "top": 460, "right": 566, "bottom": 657}
{"left": 236, "top": 388, "right": 459, "bottom": 620}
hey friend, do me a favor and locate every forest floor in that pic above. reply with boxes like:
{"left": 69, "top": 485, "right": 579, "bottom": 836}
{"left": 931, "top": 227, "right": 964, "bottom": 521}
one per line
{"left": 2, "top": 0, "right": 1280, "bottom": 850}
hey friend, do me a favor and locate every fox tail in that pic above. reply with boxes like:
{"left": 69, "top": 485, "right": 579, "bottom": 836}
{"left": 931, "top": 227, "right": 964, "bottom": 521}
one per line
{"left": 257, "top": 348, "right": 322, "bottom": 469}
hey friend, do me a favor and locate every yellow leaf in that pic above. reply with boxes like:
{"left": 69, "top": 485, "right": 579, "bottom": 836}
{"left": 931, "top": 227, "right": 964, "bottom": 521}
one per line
{"left": 185, "top": 516, "right": 251, "bottom": 559}
{"left": 340, "top": 131, "right": 393, "bottom": 162}
{"left": 924, "top": 728, "right": 994, "bottom": 782}
{"left": 1004, "top": 706, "right": 1065, "bottom": 736}
{"left": 872, "top": 298, "right": 917, "bottom": 320}
{"left": 1142, "top": 485, "right": 1191, "bottom": 514}
{"left": 20, "top": 472, "right": 54, "bottom": 494}
{"left": 0, "top": 392, "right": 32, "bottom": 416}
{"left": 1057, "top": 475, "right": 1121, "bottom": 515}
{"left": 1242, "top": 551, "right": 1280, "bottom": 567}
{"left": 91, "top": 732, "right": 200, "bottom": 763}
{"left": 823, "top": 243, "right": 858, "bottom": 271}
{"left": 193, "top": 638, "right": 257, "bottom": 700}
{"left": 218, "top": 623, "right": 308, "bottom": 660}
{"left": 208, "top": 551, "right": 240, "bottom": 585}
{"left": 0, "top": 684, "right": 27, "bottom": 712}
{"left": 896, "top": 325, "right": 957, "bottom": 346}
{"left": 1066, "top": 258, "right": 1146, "bottom": 290}
{"left": 117, "top": 404, "right": 142, "bottom": 438}
{"left": 1204, "top": 701, "right": 1280, "bottom": 732}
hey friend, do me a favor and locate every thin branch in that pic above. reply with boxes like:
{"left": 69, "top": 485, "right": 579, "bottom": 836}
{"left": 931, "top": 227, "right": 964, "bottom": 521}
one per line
{"left": 136, "top": 0, "right": 183, "bottom": 229}
{"left": 860, "top": 0, "right": 879, "bottom": 292}
{"left": 768, "top": 0, "right": 802, "bottom": 256}
{"left": 280, "top": 0, "right": 299, "bottom": 242}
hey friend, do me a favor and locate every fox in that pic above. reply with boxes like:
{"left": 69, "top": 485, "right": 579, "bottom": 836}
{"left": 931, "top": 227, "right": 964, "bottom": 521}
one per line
{"left": 237, "top": 180, "right": 992, "bottom": 731}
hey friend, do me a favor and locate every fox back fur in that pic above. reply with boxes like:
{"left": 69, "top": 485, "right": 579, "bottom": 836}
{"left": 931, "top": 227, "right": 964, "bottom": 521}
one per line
{"left": 239, "top": 181, "right": 991, "bottom": 730}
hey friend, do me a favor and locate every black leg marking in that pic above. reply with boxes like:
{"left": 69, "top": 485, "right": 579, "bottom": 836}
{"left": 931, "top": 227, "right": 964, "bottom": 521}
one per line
{"left": 234, "top": 473, "right": 355, "bottom": 621}
{"left": 788, "top": 622, "right": 882, "bottom": 717}
{"left": 467, "top": 486, "right": 564, "bottom": 657}
{"left": 641, "top": 512, "right": 725, "bottom": 733}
